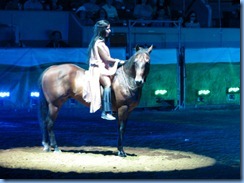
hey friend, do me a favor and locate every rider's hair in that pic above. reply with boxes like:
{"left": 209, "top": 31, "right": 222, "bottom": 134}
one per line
{"left": 87, "top": 20, "right": 110, "bottom": 63}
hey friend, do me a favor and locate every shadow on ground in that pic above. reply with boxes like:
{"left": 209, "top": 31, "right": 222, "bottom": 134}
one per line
{"left": 0, "top": 107, "right": 241, "bottom": 179}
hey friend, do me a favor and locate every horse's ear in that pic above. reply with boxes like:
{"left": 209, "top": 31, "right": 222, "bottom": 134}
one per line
{"left": 135, "top": 45, "right": 140, "bottom": 51}
{"left": 135, "top": 45, "right": 143, "bottom": 52}
{"left": 147, "top": 45, "right": 153, "bottom": 54}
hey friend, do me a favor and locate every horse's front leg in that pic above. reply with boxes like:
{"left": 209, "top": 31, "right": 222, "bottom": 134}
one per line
{"left": 117, "top": 105, "right": 129, "bottom": 157}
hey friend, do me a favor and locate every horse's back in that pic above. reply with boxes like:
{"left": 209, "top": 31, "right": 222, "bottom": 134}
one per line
{"left": 41, "top": 64, "right": 86, "bottom": 104}
{"left": 43, "top": 64, "right": 85, "bottom": 75}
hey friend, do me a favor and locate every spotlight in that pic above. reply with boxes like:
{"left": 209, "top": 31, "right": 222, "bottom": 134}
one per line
{"left": 197, "top": 90, "right": 210, "bottom": 96}
{"left": 226, "top": 87, "right": 239, "bottom": 101}
{"left": 0, "top": 92, "right": 10, "bottom": 106}
{"left": 0, "top": 92, "right": 10, "bottom": 98}
{"left": 226, "top": 87, "right": 240, "bottom": 94}
{"left": 197, "top": 90, "right": 210, "bottom": 103}
{"left": 154, "top": 89, "right": 168, "bottom": 104}
{"left": 30, "top": 92, "right": 40, "bottom": 97}
{"left": 30, "top": 92, "right": 39, "bottom": 108}
{"left": 154, "top": 89, "right": 167, "bottom": 96}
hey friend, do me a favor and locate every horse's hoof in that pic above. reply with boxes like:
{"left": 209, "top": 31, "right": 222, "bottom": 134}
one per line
{"left": 118, "top": 151, "right": 127, "bottom": 157}
{"left": 54, "top": 148, "right": 62, "bottom": 153}
{"left": 42, "top": 142, "right": 50, "bottom": 152}
{"left": 43, "top": 147, "right": 50, "bottom": 152}
{"left": 54, "top": 150, "right": 62, "bottom": 153}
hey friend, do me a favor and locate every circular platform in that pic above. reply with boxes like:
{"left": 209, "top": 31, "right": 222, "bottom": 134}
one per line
{"left": 0, "top": 146, "right": 215, "bottom": 173}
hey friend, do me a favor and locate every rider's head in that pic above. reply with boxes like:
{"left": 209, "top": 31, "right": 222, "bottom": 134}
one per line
{"left": 94, "top": 20, "right": 110, "bottom": 39}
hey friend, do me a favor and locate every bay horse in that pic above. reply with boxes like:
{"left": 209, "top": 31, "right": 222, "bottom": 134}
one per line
{"left": 39, "top": 45, "right": 153, "bottom": 157}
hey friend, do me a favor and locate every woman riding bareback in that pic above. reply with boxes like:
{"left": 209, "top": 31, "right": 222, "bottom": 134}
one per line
{"left": 84, "top": 19, "right": 125, "bottom": 120}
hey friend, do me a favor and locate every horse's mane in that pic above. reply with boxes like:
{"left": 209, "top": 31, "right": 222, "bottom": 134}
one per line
{"left": 121, "top": 48, "right": 149, "bottom": 71}
{"left": 116, "top": 47, "right": 150, "bottom": 82}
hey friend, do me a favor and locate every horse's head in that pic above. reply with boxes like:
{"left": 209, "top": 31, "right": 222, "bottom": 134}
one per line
{"left": 132, "top": 45, "right": 153, "bottom": 87}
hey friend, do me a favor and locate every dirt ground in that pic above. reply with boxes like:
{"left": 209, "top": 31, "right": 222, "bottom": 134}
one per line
{"left": 0, "top": 107, "right": 241, "bottom": 179}
{"left": 0, "top": 146, "right": 215, "bottom": 174}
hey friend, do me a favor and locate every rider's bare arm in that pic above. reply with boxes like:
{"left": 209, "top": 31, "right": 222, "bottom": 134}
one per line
{"left": 97, "top": 43, "right": 121, "bottom": 63}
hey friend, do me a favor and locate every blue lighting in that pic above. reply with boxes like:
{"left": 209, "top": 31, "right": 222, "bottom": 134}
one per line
{"left": 0, "top": 92, "right": 10, "bottom": 98}
{"left": 30, "top": 92, "right": 40, "bottom": 97}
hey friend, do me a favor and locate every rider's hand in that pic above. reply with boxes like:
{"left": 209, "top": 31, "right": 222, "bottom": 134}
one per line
{"left": 114, "top": 59, "right": 120, "bottom": 63}
{"left": 119, "top": 60, "right": 125, "bottom": 65}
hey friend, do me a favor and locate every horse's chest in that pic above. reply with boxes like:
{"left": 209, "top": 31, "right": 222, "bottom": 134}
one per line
{"left": 117, "top": 88, "right": 141, "bottom": 104}
{"left": 113, "top": 74, "right": 141, "bottom": 106}
{"left": 127, "top": 89, "right": 139, "bottom": 99}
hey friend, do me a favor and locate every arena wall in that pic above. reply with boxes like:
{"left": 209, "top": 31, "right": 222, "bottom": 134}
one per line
{"left": 0, "top": 48, "right": 240, "bottom": 111}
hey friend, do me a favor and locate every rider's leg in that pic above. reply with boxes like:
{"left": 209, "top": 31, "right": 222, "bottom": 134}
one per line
{"left": 100, "top": 75, "right": 116, "bottom": 120}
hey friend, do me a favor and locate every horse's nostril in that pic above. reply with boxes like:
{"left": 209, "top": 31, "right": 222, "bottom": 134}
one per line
{"left": 136, "top": 81, "right": 143, "bottom": 86}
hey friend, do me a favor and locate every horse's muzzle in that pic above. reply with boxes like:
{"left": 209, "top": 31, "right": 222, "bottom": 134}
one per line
{"left": 135, "top": 80, "right": 143, "bottom": 87}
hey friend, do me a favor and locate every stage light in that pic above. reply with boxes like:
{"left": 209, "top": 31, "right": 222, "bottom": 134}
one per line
{"left": 226, "top": 87, "right": 239, "bottom": 101}
{"left": 0, "top": 92, "right": 10, "bottom": 98}
{"left": 197, "top": 90, "right": 210, "bottom": 103}
{"left": 154, "top": 89, "right": 167, "bottom": 96}
{"left": 197, "top": 90, "right": 210, "bottom": 96}
{"left": 30, "top": 92, "right": 40, "bottom": 97}
{"left": 154, "top": 89, "right": 168, "bottom": 104}
{"left": 30, "top": 92, "right": 39, "bottom": 108}
{"left": 227, "top": 87, "right": 240, "bottom": 94}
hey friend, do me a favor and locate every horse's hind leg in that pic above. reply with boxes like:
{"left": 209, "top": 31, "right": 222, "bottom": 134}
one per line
{"left": 46, "top": 104, "right": 61, "bottom": 152}
{"left": 39, "top": 91, "right": 51, "bottom": 152}
{"left": 41, "top": 121, "right": 50, "bottom": 152}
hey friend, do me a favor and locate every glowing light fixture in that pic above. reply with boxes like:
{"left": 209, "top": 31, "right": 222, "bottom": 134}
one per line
{"left": 0, "top": 92, "right": 10, "bottom": 98}
{"left": 154, "top": 89, "right": 167, "bottom": 96}
{"left": 197, "top": 90, "right": 210, "bottom": 96}
{"left": 226, "top": 87, "right": 239, "bottom": 101}
{"left": 227, "top": 87, "right": 240, "bottom": 94}
{"left": 30, "top": 92, "right": 40, "bottom": 97}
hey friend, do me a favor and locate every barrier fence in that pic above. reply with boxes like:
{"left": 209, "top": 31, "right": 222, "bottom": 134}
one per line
{"left": 0, "top": 47, "right": 240, "bottom": 111}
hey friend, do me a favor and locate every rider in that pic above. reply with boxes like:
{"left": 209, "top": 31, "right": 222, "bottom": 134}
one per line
{"left": 85, "top": 19, "right": 125, "bottom": 120}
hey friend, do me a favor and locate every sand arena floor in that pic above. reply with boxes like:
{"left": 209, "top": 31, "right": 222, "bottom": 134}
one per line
{"left": 0, "top": 107, "right": 240, "bottom": 179}
{"left": 0, "top": 146, "right": 215, "bottom": 174}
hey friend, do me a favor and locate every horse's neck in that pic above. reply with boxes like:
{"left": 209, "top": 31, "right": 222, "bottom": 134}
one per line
{"left": 116, "top": 60, "right": 139, "bottom": 91}
{"left": 122, "top": 58, "right": 134, "bottom": 77}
